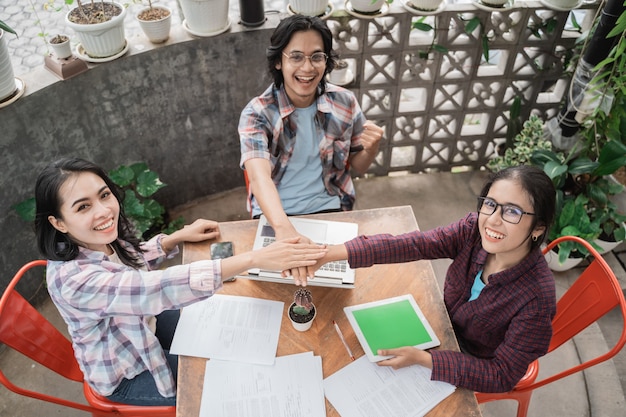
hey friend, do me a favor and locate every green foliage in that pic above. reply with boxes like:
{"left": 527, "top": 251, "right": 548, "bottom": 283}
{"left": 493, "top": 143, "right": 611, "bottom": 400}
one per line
{"left": 529, "top": 16, "right": 557, "bottom": 39}
{"left": 532, "top": 139, "right": 626, "bottom": 246}
{"left": 109, "top": 162, "right": 184, "bottom": 239}
{"left": 13, "top": 162, "right": 184, "bottom": 240}
{"left": 411, "top": 17, "right": 448, "bottom": 59}
{"left": 578, "top": 6, "right": 626, "bottom": 152}
{"left": 13, "top": 197, "right": 36, "bottom": 222}
{"left": 0, "top": 20, "right": 17, "bottom": 35}
{"left": 463, "top": 16, "right": 489, "bottom": 63}
{"left": 548, "top": 194, "right": 601, "bottom": 263}
{"left": 487, "top": 114, "right": 552, "bottom": 172}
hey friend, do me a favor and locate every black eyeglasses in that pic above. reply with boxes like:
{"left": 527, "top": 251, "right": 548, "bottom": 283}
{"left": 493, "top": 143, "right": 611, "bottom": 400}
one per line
{"left": 282, "top": 51, "right": 328, "bottom": 67}
{"left": 477, "top": 197, "right": 535, "bottom": 224}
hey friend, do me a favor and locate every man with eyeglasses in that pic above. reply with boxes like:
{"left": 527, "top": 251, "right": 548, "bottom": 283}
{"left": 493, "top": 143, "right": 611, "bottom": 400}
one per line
{"left": 239, "top": 15, "right": 383, "bottom": 282}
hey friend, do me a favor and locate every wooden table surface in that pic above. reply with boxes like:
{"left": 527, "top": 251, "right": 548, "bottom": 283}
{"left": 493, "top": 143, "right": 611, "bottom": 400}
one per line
{"left": 177, "top": 206, "right": 482, "bottom": 417}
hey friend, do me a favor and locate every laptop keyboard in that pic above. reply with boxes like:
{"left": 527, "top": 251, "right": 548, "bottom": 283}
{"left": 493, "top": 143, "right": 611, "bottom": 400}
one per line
{"left": 261, "top": 237, "right": 348, "bottom": 273}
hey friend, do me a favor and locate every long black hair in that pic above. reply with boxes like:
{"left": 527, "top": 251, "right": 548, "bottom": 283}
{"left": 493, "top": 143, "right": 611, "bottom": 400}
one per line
{"left": 479, "top": 165, "right": 556, "bottom": 249}
{"left": 266, "top": 14, "right": 338, "bottom": 94}
{"left": 35, "top": 158, "right": 145, "bottom": 268}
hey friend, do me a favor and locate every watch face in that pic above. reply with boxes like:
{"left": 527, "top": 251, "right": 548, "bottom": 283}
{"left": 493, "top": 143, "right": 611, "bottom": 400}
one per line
{"left": 210, "top": 242, "right": 233, "bottom": 259}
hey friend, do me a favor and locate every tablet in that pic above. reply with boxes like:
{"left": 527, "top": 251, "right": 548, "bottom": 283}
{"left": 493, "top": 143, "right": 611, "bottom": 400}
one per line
{"left": 344, "top": 294, "right": 440, "bottom": 362}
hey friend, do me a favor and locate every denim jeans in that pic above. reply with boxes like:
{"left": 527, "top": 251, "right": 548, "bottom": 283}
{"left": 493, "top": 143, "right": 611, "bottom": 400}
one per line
{"left": 105, "top": 309, "right": 180, "bottom": 406}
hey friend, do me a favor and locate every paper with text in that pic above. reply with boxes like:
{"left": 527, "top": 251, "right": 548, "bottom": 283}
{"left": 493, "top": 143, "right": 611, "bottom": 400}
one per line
{"left": 324, "top": 356, "right": 456, "bottom": 417}
{"left": 170, "top": 294, "right": 283, "bottom": 365}
{"left": 200, "top": 352, "right": 325, "bottom": 417}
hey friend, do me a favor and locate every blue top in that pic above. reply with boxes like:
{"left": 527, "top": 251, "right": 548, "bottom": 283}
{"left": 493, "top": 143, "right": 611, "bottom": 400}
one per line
{"left": 469, "top": 270, "right": 486, "bottom": 301}
{"left": 273, "top": 103, "right": 339, "bottom": 216}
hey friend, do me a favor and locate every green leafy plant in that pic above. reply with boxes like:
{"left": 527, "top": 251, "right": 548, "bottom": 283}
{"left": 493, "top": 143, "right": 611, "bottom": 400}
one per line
{"left": 463, "top": 16, "right": 490, "bottom": 63}
{"left": 0, "top": 19, "right": 17, "bottom": 35}
{"left": 13, "top": 162, "right": 184, "bottom": 240}
{"left": 292, "top": 288, "right": 314, "bottom": 316}
{"left": 109, "top": 162, "right": 184, "bottom": 239}
{"left": 411, "top": 17, "right": 448, "bottom": 60}
{"left": 487, "top": 114, "right": 553, "bottom": 172}
{"left": 548, "top": 194, "right": 601, "bottom": 263}
{"left": 531, "top": 139, "right": 626, "bottom": 252}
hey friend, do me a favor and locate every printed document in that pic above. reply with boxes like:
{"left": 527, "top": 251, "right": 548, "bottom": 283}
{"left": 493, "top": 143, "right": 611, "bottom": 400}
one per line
{"left": 200, "top": 352, "right": 325, "bottom": 417}
{"left": 170, "top": 294, "right": 283, "bottom": 365}
{"left": 324, "top": 356, "right": 456, "bottom": 417}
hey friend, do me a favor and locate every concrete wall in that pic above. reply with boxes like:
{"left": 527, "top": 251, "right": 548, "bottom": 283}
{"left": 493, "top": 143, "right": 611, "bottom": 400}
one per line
{"left": 0, "top": 28, "right": 273, "bottom": 298}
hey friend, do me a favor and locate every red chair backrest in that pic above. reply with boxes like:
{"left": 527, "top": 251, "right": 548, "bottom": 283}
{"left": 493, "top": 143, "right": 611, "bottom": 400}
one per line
{"left": 0, "top": 260, "right": 83, "bottom": 382}
{"left": 543, "top": 236, "right": 624, "bottom": 353}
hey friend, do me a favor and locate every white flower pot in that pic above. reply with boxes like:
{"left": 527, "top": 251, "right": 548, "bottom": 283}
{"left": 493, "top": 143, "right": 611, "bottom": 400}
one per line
{"left": 593, "top": 223, "right": 626, "bottom": 254}
{"left": 480, "top": 0, "right": 510, "bottom": 7}
{"left": 289, "top": 0, "right": 328, "bottom": 16}
{"left": 350, "top": 0, "right": 386, "bottom": 13}
{"left": 65, "top": 2, "right": 127, "bottom": 58}
{"left": 288, "top": 303, "right": 316, "bottom": 332}
{"left": 179, "top": 0, "right": 230, "bottom": 36}
{"left": 541, "top": 0, "right": 580, "bottom": 9}
{"left": 405, "top": 0, "right": 444, "bottom": 11}
{"left": 50, "top": 35, "right": 72, "bottom": 59}
{"left": 544, "top": 249, "right": 584, "bottom": 272}
{"left": 0, "top": 30, "right": 17, "bottom": 102}
{"left": 137, "top": 6, "right": 172, "bottom": 44}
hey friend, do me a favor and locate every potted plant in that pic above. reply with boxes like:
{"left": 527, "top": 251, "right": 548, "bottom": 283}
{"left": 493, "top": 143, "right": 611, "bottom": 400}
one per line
{"left": 178, "top": 0, "right": 230, "bottom": 37}
{"left": 486, "top": 114, "right": 553, "bottom": 173}
{"left": 289, "top": 0, "right": 328, "bottom": 17}
{"left": 288, "top": 288, "right": 316, "bottom": 332}
{"left": 49, "top": 34, "right": 72, "bottom": 59}
{"left": 544, "top": 194, "right": 602, "bottom": 270}
{"left": 65, "top": 0, "right": 127, "bottom": 59}
{"left": 350, "top": 0, "right": 393, "bottom": 15}
{"left": 590, "top": 200, "right": 626, "bottom": 254}
{"left": 0, "top": 20, "right": 18, "bottom": 102}
{"left": 402, "top": 0, "right": 444, "bottom": 13}
{"left": 136, "top": 0, "right": 172, "bottom": 44}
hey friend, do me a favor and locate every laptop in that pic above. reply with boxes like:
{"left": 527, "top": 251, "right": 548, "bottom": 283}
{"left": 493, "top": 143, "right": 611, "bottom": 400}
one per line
{"left": 245, "top": 215, "right": 359, "bottom": 288}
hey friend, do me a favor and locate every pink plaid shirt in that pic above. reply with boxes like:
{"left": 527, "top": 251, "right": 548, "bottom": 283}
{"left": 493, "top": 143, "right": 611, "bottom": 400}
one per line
{"left": 46, "top": 235, "right": 223, "bottom": 397}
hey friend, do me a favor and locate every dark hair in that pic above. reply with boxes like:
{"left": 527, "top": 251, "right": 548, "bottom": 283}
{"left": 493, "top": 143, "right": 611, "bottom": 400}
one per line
{"left": 266, "top": 15, "right": 337, "bottom": 94}
{"left": 35, "top": 158, "right": 145, "bottom": 267}
{"left": 479, "top": 165, "right": 556, "bottom": 249}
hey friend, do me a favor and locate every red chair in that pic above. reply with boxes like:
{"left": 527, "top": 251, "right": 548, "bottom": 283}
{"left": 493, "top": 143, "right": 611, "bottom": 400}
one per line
{"left": 475, "top": 235, "right": 626, "bottom": 417}
{"left": 0, "top": 260, "right": 175, "bottom": 417}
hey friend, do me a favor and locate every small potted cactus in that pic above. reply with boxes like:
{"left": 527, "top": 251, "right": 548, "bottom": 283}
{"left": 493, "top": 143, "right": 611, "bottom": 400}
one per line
{"left": 288, "top": 288, "right": 316, "bottom": 332}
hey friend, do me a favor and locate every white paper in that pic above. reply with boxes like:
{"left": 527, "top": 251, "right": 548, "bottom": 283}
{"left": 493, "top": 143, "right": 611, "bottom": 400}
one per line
{"left": 199, "top": 352, "right": 326, "bottom": 417}
{"left": 324, "top": 356, "right": 456, "bottom": 417}
{"left": 170, "top": 294, "right": 283, "bottom": 365}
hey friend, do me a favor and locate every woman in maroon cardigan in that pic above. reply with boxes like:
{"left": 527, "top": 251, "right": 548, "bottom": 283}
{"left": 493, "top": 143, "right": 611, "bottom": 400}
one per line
{"left": 309, "top": 165, "right": 557, "bottom": 393}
